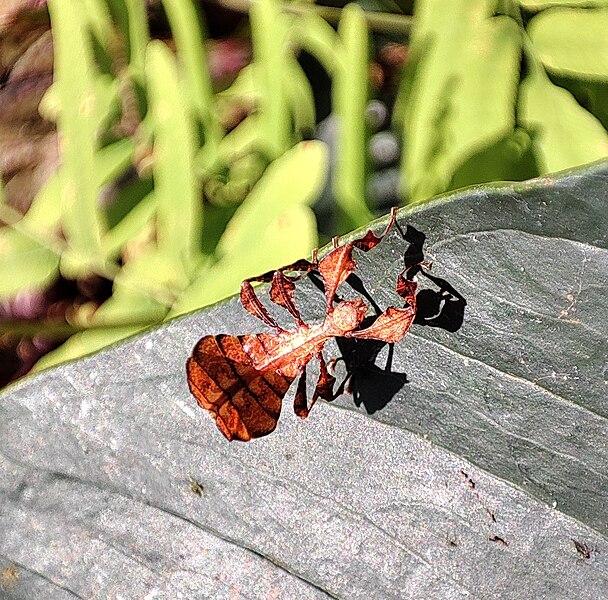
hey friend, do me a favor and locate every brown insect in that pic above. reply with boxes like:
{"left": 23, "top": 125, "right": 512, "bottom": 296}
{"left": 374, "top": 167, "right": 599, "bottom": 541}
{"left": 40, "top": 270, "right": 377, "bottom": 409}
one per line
{"left": 572, "top": 539, "right": 594, "bottom": 560}
{"left": 186, "top": 208, "right": 424, "bottom": 441}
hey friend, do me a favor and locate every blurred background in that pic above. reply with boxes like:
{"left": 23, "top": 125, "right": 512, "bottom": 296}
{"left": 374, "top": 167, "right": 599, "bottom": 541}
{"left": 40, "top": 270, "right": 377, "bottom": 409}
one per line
{"left": 1, "top": 0, "right": 606, "bottom": 388}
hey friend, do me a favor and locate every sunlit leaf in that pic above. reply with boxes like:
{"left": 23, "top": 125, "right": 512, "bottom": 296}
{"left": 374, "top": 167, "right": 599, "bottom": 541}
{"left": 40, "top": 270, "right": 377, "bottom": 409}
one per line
{"left": 172, "top": 204, "right": 317, "bottom": 316}
{"left": 528, "top": 7, "right": 608, "bottom": 80}
{"left": 398, "top": 0, "right": 521, "bottom": 202}
{"left": 519, "top": 45, "right": 608, "bottom": 172}
{"left": 47, "top": 0, "right": 111, "bottom": 263}
{"left": 332, "top": 4, "right": 373, "bottom": 231}
{"left": 2, "top": 163, "right": 608, "bottom": 597}
{"left": 216, "top": 141, "right": 327, "bottom": 258}
{"left": 146, "top": 41, "right": 200, "bottom": 273}
{"left": 249, "top": 0, "right": 292, "bottom": 159}
{"left": 0, "top": 229, "right": 60, "bottom": 300}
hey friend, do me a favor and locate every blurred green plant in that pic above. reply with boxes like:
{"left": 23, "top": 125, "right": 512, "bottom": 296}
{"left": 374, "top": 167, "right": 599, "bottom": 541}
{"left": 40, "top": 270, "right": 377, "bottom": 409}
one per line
{"left": 0, "top": 0, "right": 389, "bottom": 371}
{"left": 3, "top": 0, "right": 608, "bottom": 374}
{"left": 396, "top": 0, "right": 608, "bottom": 203}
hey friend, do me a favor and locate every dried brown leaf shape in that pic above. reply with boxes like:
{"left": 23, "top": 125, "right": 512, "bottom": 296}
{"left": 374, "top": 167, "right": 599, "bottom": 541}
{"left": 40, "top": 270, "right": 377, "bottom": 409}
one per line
{"left": 186, "top": 209, "right": 423, "bottom": 441}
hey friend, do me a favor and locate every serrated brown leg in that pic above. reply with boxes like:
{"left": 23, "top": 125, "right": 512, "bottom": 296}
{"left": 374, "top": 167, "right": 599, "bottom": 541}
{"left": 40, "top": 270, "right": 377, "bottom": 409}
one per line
{"left": 240, "top": 280, "right": 282, "bottom": 330}
{"left": 293, "top": 368, "right": 309, "bottom": 418}
{"left": 318, "top": 208, "right": 399, "bottom": 313}
{"left": 395, "top": 272, "right": 417, "bottom": 307}
{"left": 351, "top": 206, "right": 397, "bottom": 252}
{"left": 241, "top": 258, "right": 319, "bottom": 328}
{"left": 270, "top": 271, "right": 304, "bottom": 326}
{"left": 312, "top": 352, "right": 336, "bottom": 404}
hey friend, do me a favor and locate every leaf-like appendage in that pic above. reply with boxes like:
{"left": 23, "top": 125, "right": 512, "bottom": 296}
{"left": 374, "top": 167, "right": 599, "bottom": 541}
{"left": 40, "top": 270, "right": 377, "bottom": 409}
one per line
{"left": 187, "top": 335, "right": 293, "bottom": 441}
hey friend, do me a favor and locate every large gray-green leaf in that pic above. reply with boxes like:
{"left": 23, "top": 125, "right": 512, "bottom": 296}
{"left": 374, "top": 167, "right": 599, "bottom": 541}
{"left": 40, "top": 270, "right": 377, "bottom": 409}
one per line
{"left": 1, "top": 162, "right": 607, "bottom": 598}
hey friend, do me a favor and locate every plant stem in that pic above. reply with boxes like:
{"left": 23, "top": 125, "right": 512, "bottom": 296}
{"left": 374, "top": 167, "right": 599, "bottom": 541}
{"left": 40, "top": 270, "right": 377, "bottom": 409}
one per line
{"left": 0, "top": 318, "right": 160, "bottom": 337}
{"left": 202, "top": 0, "right": 413, "bottom": 35}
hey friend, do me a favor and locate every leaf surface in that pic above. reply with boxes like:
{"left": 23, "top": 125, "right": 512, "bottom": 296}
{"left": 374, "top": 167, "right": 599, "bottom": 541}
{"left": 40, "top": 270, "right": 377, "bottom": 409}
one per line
{"left": 528, "top": 7, "right": 608, "bottom": 79}
{"left": 1, "top": 163, "right": 607, "bottom": 598}
{"left": 0, "top": 229, "right": 60, "bottom": 299}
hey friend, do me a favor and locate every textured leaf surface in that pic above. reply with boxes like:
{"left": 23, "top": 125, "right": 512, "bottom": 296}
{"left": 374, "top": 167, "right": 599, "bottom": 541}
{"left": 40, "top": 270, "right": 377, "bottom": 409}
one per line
{"left": 1, "top": 163, "right": 608, "bottom": 598}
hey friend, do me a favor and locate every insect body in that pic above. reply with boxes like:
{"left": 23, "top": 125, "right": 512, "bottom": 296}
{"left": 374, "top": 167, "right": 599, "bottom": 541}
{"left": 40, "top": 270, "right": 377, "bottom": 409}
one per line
{"left": 186, "top": 208, "right": 422, "bottom": 441}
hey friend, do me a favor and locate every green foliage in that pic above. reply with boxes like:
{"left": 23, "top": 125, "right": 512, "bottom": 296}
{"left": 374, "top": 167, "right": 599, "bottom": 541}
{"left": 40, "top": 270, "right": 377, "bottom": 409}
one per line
{"left": 519, "top": 38, "right": 608, "bottom": 173}
{"left": 3, "top": 0, "right": 608, "bottom": 372}
{"left": 527, "top": 7, "right": 608, "bottom": 78}
{"left": 172, "top": 142, "right": 327, "bottom": 316}
{"left": 47, "top": 0, "right": 113, "bottom": 275}
{"left": 0, "top": 229, "right": 60, "bottom": 298}
{"left": 519, "top": 0, "right": 608, "bottom": 8}
{"left": 332, "top": 6, "right": 374, "bottom": 231}
{"left": 1, "top": 0, "right": 373, "bottom": 370}
{"left": 396, "top": 0, "right": 608, "bottom": 203}
{"left": 287, "top": 5, "right": 373, "bottom": 231}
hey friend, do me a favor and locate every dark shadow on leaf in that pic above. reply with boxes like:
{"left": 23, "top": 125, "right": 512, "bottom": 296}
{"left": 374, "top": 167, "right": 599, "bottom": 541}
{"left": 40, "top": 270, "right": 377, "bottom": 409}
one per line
{"left": 415, "top": 272, "right": 466, "bottom": 332}
{"left": 310, "top": 224, "right": 467, "bottom": 414}
{"left": 396, "top": 223, "right": 467, "bottom": 332}
{"left": 334, "top": 335, "right": 408, "bottom": 414}
{"left": 398, "top": 223, "right": 427, "bottom": 269}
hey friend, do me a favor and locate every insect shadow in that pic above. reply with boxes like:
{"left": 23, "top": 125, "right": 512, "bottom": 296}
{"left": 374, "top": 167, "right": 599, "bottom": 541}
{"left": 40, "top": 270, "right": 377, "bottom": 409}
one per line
{"left": 311, "top": 224, "right": 466, "bottom": 415}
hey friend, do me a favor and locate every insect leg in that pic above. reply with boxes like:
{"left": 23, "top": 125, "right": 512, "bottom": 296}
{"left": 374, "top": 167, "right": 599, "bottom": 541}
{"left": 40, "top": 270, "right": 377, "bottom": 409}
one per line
{"left": 306, "top": 353, "right": 337, "bottom": 416}
{"left": 330, "top": 371, "right": 353, "bottom": 398}
{"left": 395, "top": 272, "right": 418, "bottom": 307}
{"left": 326, "top": 356, "right": 341, "bottom": 375}
{"left": 270, "top": 258, "right": 320, "bottom": 326}
{"left": 348, "top": 268, "right": 419, "bottom": 343}
{"left": 317, "top": 208, "right": 399, "bottom": 313}
{"left": 293, "top": 367, "right": 309, "bottom": 418}
{"left": 240, "top": 280, "right": 283, "bottom": 330}
{"left": 351, "top": 206, "right": 397, "bottom": 252}
{"left": 270, "top": 271, "right": 305, "bottom": 326}
{"left": 276, "top": 257, "right": 319, "bottom": 279}
{"left": 349, "top": 305, "right": 416, "bottom": 343}
{"left": 242, "top": 257, "right": 320, "bottom": 328}
{"left": 323, "top": 356, "right": 354, "bottom": 398}
{"left": 293, "top": 354, "right": 337, "bottom": 418}
{"left": 314, "top": 352, "right": 336, "bottom": 403}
